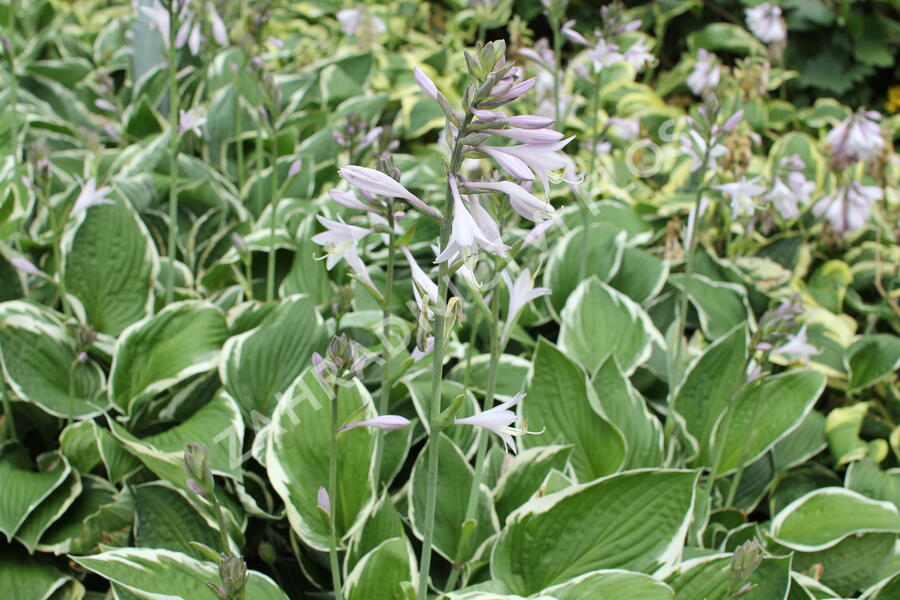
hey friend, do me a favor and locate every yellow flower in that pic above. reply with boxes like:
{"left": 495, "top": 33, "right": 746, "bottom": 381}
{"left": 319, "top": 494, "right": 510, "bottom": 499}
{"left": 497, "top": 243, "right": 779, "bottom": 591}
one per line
{"left": 887, "top": 85, "right": 900, "bottom": 114}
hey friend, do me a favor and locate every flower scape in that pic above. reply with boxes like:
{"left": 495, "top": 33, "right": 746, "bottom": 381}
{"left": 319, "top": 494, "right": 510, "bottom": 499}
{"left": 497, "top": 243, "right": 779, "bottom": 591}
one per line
{"left": 0, "top": 1, "right": 898, "bottom": 599}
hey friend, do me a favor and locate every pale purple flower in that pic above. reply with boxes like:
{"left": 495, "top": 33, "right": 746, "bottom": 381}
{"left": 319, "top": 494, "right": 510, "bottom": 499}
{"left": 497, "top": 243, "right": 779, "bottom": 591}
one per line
{"left": 608, "top": 117, "right": 639, "bottom": 141}
{"left": 435, "top": 178, "right": 508, "bottom": 266}
{"left": 455, "top": 393, "right": 529, "bottom": 454}
{"left": 561, "top": 20, "right": 591, "bottom": 47}
{"left": 680, "top": 130, "right": 727, "bottom": 171}
{"left": 339, "top": 415, "right": 411, "bottom": 432}
{"left": 484, "top": 127, "right": 564, "bottom": 144}
{"left": 772, "top": 325, "right": 819, "bottom": 363}
{"left": 622, "top": 38, "right": 655, "bottom": 72}
{"left": 713, "top": 176, "right": 766, "bottom": 218}
{"left": 463, "top": 180, "right": 555, "bottom": 222}
{"left": 316, "top": 486, "right": 331, "bottom": 514}
{"left": 477, "top": 137, "right": 573, "bottom": 193}
{"left": 175, "top": 15, "right": 202, "bottom": 56}
{"left": 766, "top": 173, "right": 814, "bottom": 220}
{"left": 329, "top": 189, "right": 373, "bottom": 213}
{"left": 401, "top": 246, "right": 438, "bottom": 318}
{"left": 587, "top": 38, "right": 623, "bottom": 72}
{"left": 139, "top": 1, "right": 170, "bottom": 45}
{"left": 826, "top": 110, "right": 884, "bottom": 169}
{"left": 746, "top": 3, "right": 787, "bottom": 44}
{"left": 71, "top": 178, "right": 114, "bottom": 217}
{"left": 411, "top": 335, "right": 434, "bottom": 361}
{"left": 522, "top": 218, "right": 555, "bottom": 248}
{"left": 339, "top": 166, "right": 441, "bottom": 220}
{"left": 812, "top": 182, "right": 882, "bottom": 236}
{"left": 717, "top": 109, "right": 745, "bottom": 135}
{"left": 94, "top": 98, "right": 116, "bottom": 112}
{"left": 413, "top": 67, "right": 438, "bottom": 100}
{"left": 287, "top": 159, "right": 302, "bottom": 179}
{"left": 10, "top": 257, "right": 46, "bottom": 277}
{"left": 209, "top": 3, "right": 228, "bottom": 46}
{"left": 337, "top": 5, "right": 386, "bottom": 37}
{"left": 507, "top": 115, "right": 555, "bottom": 129}
{"left": 687, "top": 50, "right": 721, "bottom": 96}
{"left": 178, "top": 108, "right": 202, "bottom": 137}
{"left": 311, "top": 215, "right": 374, "bottom": 287}
{"left": 501, "top": 269, "right": 550, "bottom": 341}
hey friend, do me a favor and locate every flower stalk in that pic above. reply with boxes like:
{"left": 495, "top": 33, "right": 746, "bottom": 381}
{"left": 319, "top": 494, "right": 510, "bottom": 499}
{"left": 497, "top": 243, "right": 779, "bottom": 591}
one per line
{"left": 164, "top": 0, "right": 181, "bottom": 304}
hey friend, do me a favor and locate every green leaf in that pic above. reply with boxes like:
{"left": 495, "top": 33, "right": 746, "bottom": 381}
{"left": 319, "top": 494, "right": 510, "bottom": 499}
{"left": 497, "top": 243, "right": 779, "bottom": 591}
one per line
{"left": 62, "top": 198, "right": 157, "bottom": 336}
{"left": 0, "top": 301, "right": 107, "bottom": 419}
{"left": 493, "top": 445, "right": 573, "bottom": 523}
{"left": 0, "top": 544, "right": 72, "bottom": 600}
{"left": 346, "top": 538, "right": 416, "bottom": 600}
{"left": 672, "top": 325, "right": 748, "bottom": 461}
{"left": 665, "top": 554, "right": 791, "bottom": 600}
{"left": 447, "top": 354, "right": 531, "bottom": 399}
{"left": 846, "top": 334, "right": 900, "bottom": 391}
{"left": 771, "top": 487, "right": 900, "bottom": 551}
{"left": 15, "top": 470, "right": 82, "bottom": 552}
{"left": 825, "top": 402, "right": 869, "bottom": 467}
{"left": 410, "top": 434, "right": 496, "bottom": 562}
{"left": 792, "top": 532, "right": 897, "bottom": 597}
{"left": 545, "top": 224, "right": 626, "bottom": 314}
{"left": 804, "top": 260, "right": 852, "bottom": 314}
{"left": 593, "top": 356, "right": 664, "bottom": 469}
{"left": 110, "top": 300, "right": 228, "bottom": 414}
{"left": 491, "top": 469, "right": 699, "bottom": 595}
{"left": 688, "top": 23, "right": 767, "bottom": 55}
{"left": 525, "top": 339, "right": 625, "bottom": 480}
{"left": 133, "top": 483, "right": 221, "bottom": 559}
{"left": 541, "top": 569, "right": 675, "bottom": 599}
{"left": 221, "top": 295, "right": 329, "bottom": 421}
{"left": 266, "top": 371, "right": 376, "bottom": 550}
{"left": 0, "top": 445, "right": 71, "bottom": 541}
{"left": 669, "top": 274, "right": 752, "bottom": 341}
{"left": 846, "top": 459, "right": 900, "bottom": 512}
{"left": 559, "top": 277, "right": 664, "bottom": 375}
{"left": 709, "top": 370, "right": 825, "bottom": 473}
{"left": 72, "top": 548, "right": 288, "bottom": 599}
{"left": 609, "top": 246, "right": 669, "bottom": 305}
{"left": 347, "top": 492, "right": 406, "bottom": 571}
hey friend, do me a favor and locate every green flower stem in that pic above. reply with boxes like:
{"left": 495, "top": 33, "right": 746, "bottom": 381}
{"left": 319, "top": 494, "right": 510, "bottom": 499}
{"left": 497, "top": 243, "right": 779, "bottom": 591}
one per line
{"left": 45, "top": 184, "right": 71, "bottom": 318}
{"left": 208, "top": 491, "right": 233, "bottom": 554}
{"left": 444, "top": 274, "right": 502, "bottom": 592}
{"left": 417, "top": 112, "right": 474, "bottom": 600}
{"left": 372, "top": 202, "right": 397, "bottom": 485}
{"left": 266, "top": 122, "right": 280, "bottom": 302}
{"left": 164, "top": 0, "right": 180, "bottom": 304}
{"left": 328, "top": 389, "right": 344, "bottom": 600}
{"left": 6, "top": 31, "right": 18, "bottom": 169}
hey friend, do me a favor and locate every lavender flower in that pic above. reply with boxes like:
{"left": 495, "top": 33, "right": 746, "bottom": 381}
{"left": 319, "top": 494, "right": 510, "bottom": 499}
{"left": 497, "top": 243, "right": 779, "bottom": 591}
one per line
{"left": 812, "top": 182, "right": 883, "bottom": 236}
{"left": 336, "top": 4, "right": 386, "bottom": 38}
{"left": 463, "top": 180, "right": 555, "bottom": 222}
{"left": 713, "top": 176, "right": 766, "bottom": 218}
{"left": 455, "top": 393, "right": 531, "bottom": 454}
{"left": 771, "top": 325, "right": 819, "bottom": 363}
{"left": 766, "top": 172, "right": 814, "bottom": 220}
{"left": 435, "top": 177, "right": 508, "bottom": 267}
{"left": 311, "top": 216, "right": 375, "bottom": 287}
{"left": 339, "top": 415, "right": 411, "bottom": 432}
{"left": 475, "top": 136, "right": 573, "bottom": 192}
{"left": 825, "top": 110, "right": 884, "bottom": 169}
{"left": 339, "top": 165, "right": 441, "bottom": 220}
{"left": 501, "top": 268, "right": 550, "bottom": 341}
{"left": 10, "top": 257, "right": 46, "bottom": 277}
{"left": 745, "top": 3, "right": 787, "bottom": 44}
{"left": 622, "top": 38, "right": 655, "bottom": 72}
{"left": 316, "top": 486, "right": 331, "bottom": 514}
{"left": 681, "top": 129, "right": 727, "bottom": 172}
{"left": 71, "top": 178, "right": 113, "bottom": 217}
{"left": 687, "top": 50, "right": 721, "bottom": 97}
{"left": 178, "top": 108, "right": 202, "bottom": 137}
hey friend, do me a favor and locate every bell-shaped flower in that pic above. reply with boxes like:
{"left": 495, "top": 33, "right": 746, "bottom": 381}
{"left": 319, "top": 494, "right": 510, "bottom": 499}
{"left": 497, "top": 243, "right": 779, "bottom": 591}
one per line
{"left": 825, "top": 110, "right": 884, "bottom": 169}
{"left": 311, "top": 215, "right": 374, "bottom": 287}
{"left": 455, "top": 393, "right": 532, "bottom": 454}
{"left": 339, "top": 415, "right": 411, "bottom": 433}
{"left": 401, "top": 245, "right": 438, "bottom": 318}
{"left": 766, "top": 173, "right": 814, "bottom": 220}
{"left": 337, "top": 4, "right": 386, "bottom": 37}
{"left": 435, "top": 178, "right": 508, "bottom": 266}
{"left": 209, "top": 2, "right": 228, "bottom": 46}
{"left": 501, "top": 268, "right": 550, "bottom": 342}
{"left": 812, "top": 182, "right": 882, "bottom": 236}
{"left": 622, "top": 38, "right": 655, "bottom": 72}
{"left": 413, "top": 67, "right": 438, "bottom": 100}
{"left": 339, "top": 165, "right": 441, "bottom": 220}
{"left": 712, "top": 176, "right": 766, "bottom": 218}
{"left": 477, "top": 137, "right": 573, "bottom": 193}
{"left": 10, "top": 257, "right": 46, "bottom": 277}
{"left": 483, "top": 127, "right": 564, "bottom": 144}
{"left": 587, "top": 38, "right": 623, "bottom": 72}
{"left": 174, "top": 14, "right": 203, "bottom": 56}
{"left": 178, "top": 108, "right": 202, "bottom": 137}
{"left": 463, "top": 180, "right": 555, "bottom": 222}
{"left": 745, "top": 3, "right": 787, "bottom": 44}
{"left": 772, "top": 325, "right": 819, "bottom": 364}
{"left": 687, "top": 50, "right": 721, "bottom": 97}
{"left": 71, "top": 178, "right": 113, "bottom": 218}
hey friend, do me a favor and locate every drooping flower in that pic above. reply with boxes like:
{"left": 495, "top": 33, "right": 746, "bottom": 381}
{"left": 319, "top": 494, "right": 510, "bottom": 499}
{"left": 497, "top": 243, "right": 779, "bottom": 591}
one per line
{"left": 336, "top": 4, "right": 386, "bottom": 38}
{"left": 622, "top": 38, "right": 655, "bottom": 72}
{"left": 712, "top": 176, "right": 766, "bottom": 218}
{"left": 310, "top": 215, "right": 374, "bottom": 287}
{"left": 771, "top": 325, "right": 819, "bottom": 363}
{"left": 766, "top": 172, "right": 814, "bottom": 219}
{"left": 339, "top": 415, "right": 411, "bottom": 432}
{"left": 687, "top": 49, "right": 721, "bottom": 97}
{"left": 825, "top": 110, "right": 884, "bottom": 169}
{"left": 463, "top": 180, "right": 555, "bottom": 222}
{"left": 745, "top": 3, "right": 787, "bottom": 44}
{"left": 435, "top": 178, "right": 508, "bottom": 266}
{"left": 812, "top": 182, "right": 883, "bottom": 236}
{"left": 476, "top": 136, "right": 573, "bottom": 192}
{"left": 71, "top": 177, "right": 114, "bottom": 217}
{"left": 401, "top": 246, "right": 438, "bottom": 318}
{"left": 339, "top": 166, "right": 441, "bottom": 220}
{"left": 178, "top": 108, "right": 202, "bottom": 137}
{"left": 10, "top": 257, "right": 46, "bottom": 277}
{"left": 209, "top": 2, "right": 228, "bottom": 46}
{"left": 501, "top": 268, "right": 550, "bottom": 341}
{"left": 587, "top": 37, "right": 623, "bottom": 72}
{"left": 455, "top": 393, "right": 531, "bottom": 454}
{"left": 316, "top": 487, "right": 331, "bottom": 514}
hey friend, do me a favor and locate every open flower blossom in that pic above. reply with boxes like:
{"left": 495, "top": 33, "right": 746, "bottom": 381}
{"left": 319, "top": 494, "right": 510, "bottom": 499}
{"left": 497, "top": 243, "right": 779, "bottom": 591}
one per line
{"left": 10, "top": 257, "right": 46, "bottom": 277}
{"left": 463, "top": 180, "right": 555, "bottom": 222}
{"left": 812, "top": 182, "right": 883, "bottom": 237}
{"left": 339, "top": 165, "right": 441, "bottom": 220}
{"left": 311, "top": 215, "right": 374, "bottom": 287}
{"left": 766, "top": 171, "right": 814, "bottom": 220}
{"left": 455, "top": 393, "right": 536, "bottom": 454}
{"left": 745, "top": 3, "right": 786, "bottom": 44}
{"left": 340, "top": 415, "right": 411, "bottom": 432}
{"left": 825, "top": 110, "right": 884, "bottom": 169}
{"left": 336, "top": 4, "right": 386, "bottom": 38}
{"left": 687, "top": 49, "right": 721, "bottom": 97}
{"left": 681, "top": 129, "right": 727, "bottom": 172}
{"left": 178, "top": 108, "right": 202, "bottom": 137}
{"left": 140, "top": 0, "right": 228, "bottom": 55}
{"left": 71, "top": 177, "right": 114, "bottom": 217}
{"left": 501, "top": 268, "right": 550, "bottom": 342}
{"left": 712, "top": 176, "right": 766, "bottom": 218}
{"left": 475, "top": 136, "right": 573, "bottom": 193}
{"left": 622, "top": 38, "right": 655, "bottom": 72}
{"left": 435, "top": 178, "right": 508, "bottom": 267}
{"left": 401, "top": 246, "right": 438, "bottom": 318}
{"left": 771, "top": 325, "right": 819, "bottom": 363}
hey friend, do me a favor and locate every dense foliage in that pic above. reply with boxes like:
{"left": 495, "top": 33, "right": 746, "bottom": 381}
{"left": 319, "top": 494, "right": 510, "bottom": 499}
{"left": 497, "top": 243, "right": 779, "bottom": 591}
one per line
{"left": 1, "top": 1, "right": 898, "bottom": 599}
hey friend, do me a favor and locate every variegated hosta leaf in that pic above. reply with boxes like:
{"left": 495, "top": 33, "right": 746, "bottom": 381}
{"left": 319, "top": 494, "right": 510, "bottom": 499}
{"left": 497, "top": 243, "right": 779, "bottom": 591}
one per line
{"left": 0, "top": 445, "right": 71, "bottom": 541}
{"left": 540, "top": 569, "right": 675, "bottom": 600}
{"left": 345, "top": 537, "right": 417, "bottom": 600}
{"left": 109, "top": 300, "right": 228, "bottom": 415}
{"left": 0, "top": 543, "right": 74, "bottom": 600}
{"left": 663, "top": 553, "right": 791, "bottom": 600}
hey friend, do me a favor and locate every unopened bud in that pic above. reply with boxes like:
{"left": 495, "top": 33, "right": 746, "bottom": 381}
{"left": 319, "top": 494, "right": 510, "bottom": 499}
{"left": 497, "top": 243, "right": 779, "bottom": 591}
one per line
{"left": 730, "top": 540, "right": 762, "bottom": 593}
{"left": 183, "top": 443, "right": 213, "bottom": 497}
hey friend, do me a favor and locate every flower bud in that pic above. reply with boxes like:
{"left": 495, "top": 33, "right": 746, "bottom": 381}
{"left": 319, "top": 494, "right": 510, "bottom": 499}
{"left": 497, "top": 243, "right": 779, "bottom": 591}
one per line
{"left": 730, "top": 540, "right": 762, "bottom": 592}
{"left": 183, "top": 443, "right": 213, "bottom": 498}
